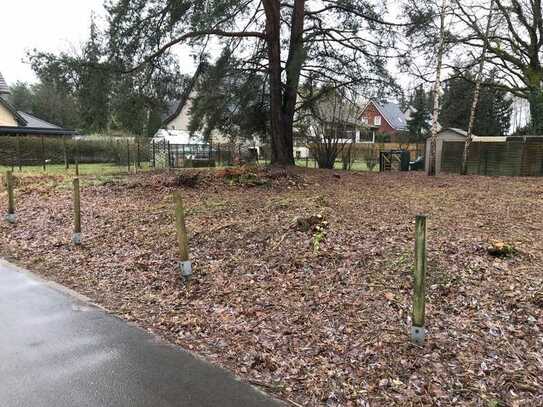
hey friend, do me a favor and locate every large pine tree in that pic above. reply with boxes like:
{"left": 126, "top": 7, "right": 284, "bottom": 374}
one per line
{"left": 105, "top": 0, "right": 399, "bottom": 165}
{"left": 440, "top": 74, "right": 512, "bottom": 136}
{"left": 79, "top": 15, "right": 111, "bottom": 132}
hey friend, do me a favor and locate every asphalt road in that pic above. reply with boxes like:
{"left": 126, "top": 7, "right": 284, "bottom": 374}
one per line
{"left": 0, "top": 259, "right": 282, "bottom": 407}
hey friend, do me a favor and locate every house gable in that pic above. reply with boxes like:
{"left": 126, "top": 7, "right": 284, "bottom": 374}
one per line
{"left": 0, "top": 101, "right": 18, "bottom": 126}
{"left": 163, "top": 63, "right": 206, "bottom": 131}
{"left": 0, "top": 72, "right": 75, "bottom": 136}
{"left": 359, "top": 101, "right": 396, "bottom": 135}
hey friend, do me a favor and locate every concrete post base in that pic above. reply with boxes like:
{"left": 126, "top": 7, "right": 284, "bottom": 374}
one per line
{"left": 410, "top": 325, "right": 425, "bottom": 345}
{"left": 72, "top": 233, "right": 82, "bottom": 245}
{"left": 179, "top": 260, "right": 192, "bottom": 281}
{"left": 5, "top": 213, "right": 16, "bottom": 224}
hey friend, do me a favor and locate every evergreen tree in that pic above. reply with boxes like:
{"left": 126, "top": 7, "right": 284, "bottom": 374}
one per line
{"left": 26, "top": 53, "right": 82, "bottom": 128}
{"left": 8, "top": 82, "right": 33, "bottom": 112}
{"left": 188, "top": 51, "right": 269, "bottom": 142}
{"left": 105, "top": 0, "right": 399, "bottom": 165}
{"left": 406, "top": 86, "right": 431, "bottom": 142}
{"left": 79, "top": 15, "right": 111, "bottom": 132}
{"left": 26, "top": 16, "right": 185, "bottom": 136}
{"left": 440, "top": 74, "right": 512, "bottom": 136}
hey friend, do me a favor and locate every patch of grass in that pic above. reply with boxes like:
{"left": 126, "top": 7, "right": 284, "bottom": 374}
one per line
{"left": 294, "top": 158, "right": 377, "bottom": 172}
{"left": 0, "top": 163, "right": 151, "bottom": 177}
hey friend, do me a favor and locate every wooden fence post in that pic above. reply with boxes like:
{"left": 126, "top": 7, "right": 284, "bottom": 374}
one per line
{"left": 167, "top": 141, "right": 172, "bottom": 170}
{"left": 174, "top": 192, "right": 192, "bottom": 280}
{"left": 4, "top": 171, "right": 16, "bottom": 223}
{"left": 16, "top": 134, "right": 21, "bottom": 171}
{"left": 411, "top": 214, "right": 427, "bottom": 345}
{"left": 63, "top": 135, "right": 69, "bottom": 170}
{"left": 72, "top": 178, "right": 81, "bottom": 245}
{"left": 152, "top": 139, "right": 156, "bottom": 168}
{"left": 75, "top": 139, "right": 80, "bottom": 176}
{"left": 136, "top": 137, "right": 141, "bottom": 169}
{"left": 127, "top": 139, "right": 131, "bottom": 173}
{"left": 41, "top": 135, "right": 46, "bottom": 171}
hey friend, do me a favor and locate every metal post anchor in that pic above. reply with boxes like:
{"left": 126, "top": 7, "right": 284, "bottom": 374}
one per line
{"left": 179, "top": 260, "right": 192, "bottom": 281}
{"left": 72, "top": 232, "right": 82, "bottom": 245}
{"left": 5, "top": 213, "right": 16, "bottom": 224}
{"left": 410, "top": 325, "right": 425, "bottom": 345}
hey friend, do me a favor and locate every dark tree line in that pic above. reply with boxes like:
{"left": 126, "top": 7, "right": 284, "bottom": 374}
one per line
{"left": 440, "top": 73, "right": 512, "bottom": 136}
{"left": 403, "top": 74, "right": 511, "bottom": 142}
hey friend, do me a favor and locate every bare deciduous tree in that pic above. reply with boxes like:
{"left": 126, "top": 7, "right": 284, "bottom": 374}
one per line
{"left": 301, "top": 86, "right": 361, "bottom": 169}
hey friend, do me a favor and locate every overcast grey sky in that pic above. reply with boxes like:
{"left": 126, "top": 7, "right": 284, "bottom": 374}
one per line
{"left": 0, "top": 0, "right": 205, "bottom": 87}
{"left": 0, "top": 0, "right": 105, "bottom": 84}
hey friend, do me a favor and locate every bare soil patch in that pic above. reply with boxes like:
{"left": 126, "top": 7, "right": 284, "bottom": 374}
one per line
{"left": 1, "top": 168, "right": 542, "bottom": 406}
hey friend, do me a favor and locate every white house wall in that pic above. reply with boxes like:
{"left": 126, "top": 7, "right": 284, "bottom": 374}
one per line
{"left": 166, "top": 92, "right": 195, "bottom": 132}
{"left": 0, "top": 102, "right": 17, "bottom": 126}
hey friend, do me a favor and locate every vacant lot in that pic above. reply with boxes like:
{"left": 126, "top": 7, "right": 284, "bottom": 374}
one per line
{"left": 1, "top": 168, "right": 542, "bottom": 406}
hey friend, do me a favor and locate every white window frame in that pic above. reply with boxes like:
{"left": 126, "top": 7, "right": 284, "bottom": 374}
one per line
{"left": 374, "top": 116, "right": 381, "bottom": 126}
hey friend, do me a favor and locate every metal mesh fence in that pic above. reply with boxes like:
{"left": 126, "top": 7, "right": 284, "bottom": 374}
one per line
{"left": 0, "top": 135, "right": 152, "bottom": 171}
{"left": 0, "top": 135, "right": 425, "bottom": 173}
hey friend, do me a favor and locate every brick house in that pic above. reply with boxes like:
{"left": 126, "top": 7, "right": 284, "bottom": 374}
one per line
{"left": 359, "top": 100, "right": 407, "bottom": 142}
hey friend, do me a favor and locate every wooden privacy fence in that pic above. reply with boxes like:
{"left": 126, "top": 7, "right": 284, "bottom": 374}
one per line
{"left": 441, "top": 136, "right": 543, "bottom": 176}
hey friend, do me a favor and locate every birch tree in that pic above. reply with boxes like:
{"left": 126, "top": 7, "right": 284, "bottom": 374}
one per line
{"left": 427, "top": 0, "right": 449, "bottom": 176}
{"left": 460, "top": 0, "right": 495, "bottom": 175}
{"left": 301, "top": 86, "right": 361, "bottom": 169}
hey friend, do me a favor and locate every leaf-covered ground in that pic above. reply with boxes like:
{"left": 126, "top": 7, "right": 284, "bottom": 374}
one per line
{"left": 1, "top": 168, "right": 542, "bottom": 406}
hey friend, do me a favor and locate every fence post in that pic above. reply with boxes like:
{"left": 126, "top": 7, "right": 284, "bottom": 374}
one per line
{"left": 4, "top": 171, "right": 16, "bottom": 223}
{"left": 152, "top": 139, "right": 156, "bottom": 168}
{"left": 63, "top": 135, "right": 69, "bottom": 170}
{"left": 218, "top": 144, "right": 221, "bottom": 166}
{"left": 16, "top": 134, "right": 21, "bottom": 171}
{"left": 137, "top": 137, "right": 141, "bottom": 169}
{"left": 72, "top": 178, "right": 82, "bottom": 245}
{"left": 167, "top": 141, "right": 172, "bottom": 170}
{"left": 174, "top": 192, "right": 192, "bottom": 280}
{"left": 75, "top": 139, "right": 80, "bottom": 176}
{"left": 306, "top": 155, "right": 308, "bottom": 168}
{"left": 126, "top": 139, "right": 131, "bottom": 173}
{"left": 411, "top": 214, "right": 427, "bottom": 345}
{"left": 41, "top": 135, "right": 46, "bottom": 171}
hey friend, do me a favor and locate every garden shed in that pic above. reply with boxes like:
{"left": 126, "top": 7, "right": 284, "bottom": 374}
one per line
{"left": 426, "top": 128, "right": 543, "bottom": 176}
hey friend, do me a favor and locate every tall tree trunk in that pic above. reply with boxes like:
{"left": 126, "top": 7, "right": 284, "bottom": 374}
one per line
{"left": 461, "top": 0, "right": 494, "bottom": 175}
{"left": 281, "top": 0, "right": 306, "bottom": 165}
{"left": 427, "top": 0, "right": 448, "bottom": 176}
{"left": 528, "top": 86, "right": 543, "bottom": 134}
{"left": 263, "top": 0, "right": 291, "bottom": 165}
